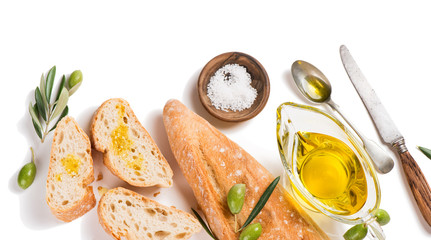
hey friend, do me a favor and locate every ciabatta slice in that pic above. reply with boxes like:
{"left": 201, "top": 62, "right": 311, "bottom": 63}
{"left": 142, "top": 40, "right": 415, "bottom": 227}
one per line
{"left": 91, "top": 98, "right": 173, "bottom": 187}
{"left": 46, "top": 116, "right": 96, "bottom": 222}
{"left": 98, "top": 187, "right": 201, "bottom": 240}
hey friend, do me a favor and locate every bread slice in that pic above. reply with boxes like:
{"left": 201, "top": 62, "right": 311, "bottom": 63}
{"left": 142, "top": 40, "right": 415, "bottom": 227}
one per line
{"left": 163, "top": 99, "right": 329, "bottom": 240}
{"left": 91, "top": 98, "right": 173, "bottom": 187}
{"left": 98, "top": 187, "right": 201, "bottom": 240}
{"left": 46, "top": 116, "right": 96, "bottom": 222}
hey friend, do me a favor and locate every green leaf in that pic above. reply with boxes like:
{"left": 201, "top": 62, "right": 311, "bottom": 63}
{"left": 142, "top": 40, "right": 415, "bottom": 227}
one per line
{"left": 29, "top": 103, "right": 43, "bottom": 139}
{"left": 39, "top": 73, "right": 48, "bottom": 109}
{"left": 51, "top": 87, "right": 69, "bottom": 119}
{"left": 32, "top": 103, "right": 39, "bottom": 117}
{"left": 35, "top": 87, "right": 47, "bottom": 121}
{"left": 418, "top": 146, "right": 431, "bottom": 160}
{"left": 68, "top": 80, "right": 82, "bottom": 96}
{"left": 45, "top": 65, "right": 56, "bottom": 102}
{"left": 49, "top": 105, "right": 68, "bottom": 132}
{"left": 29, "top": 103, "right": 42, "bottom": 129}
{"left": 191, "top": 208, "right": 218, "bottom": 240}
{"left": 55, "top": 75, "right": 66, "bottom": 102}
{"left": 32, "top": 120, "right": 43, "bottom": 140}
{"left": 239, "top": 176, "right": 280, "bottom": 231}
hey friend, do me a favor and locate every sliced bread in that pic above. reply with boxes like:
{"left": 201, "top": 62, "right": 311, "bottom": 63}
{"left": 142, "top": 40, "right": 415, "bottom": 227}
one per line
{"left": 46, "top": 116, "right": 96, "bottom": 222}
{"left": 91, "top": 98, "right": 173, "bottom": 187}
{"left": 98, "top": 187, "right": 201, "bottom": 240}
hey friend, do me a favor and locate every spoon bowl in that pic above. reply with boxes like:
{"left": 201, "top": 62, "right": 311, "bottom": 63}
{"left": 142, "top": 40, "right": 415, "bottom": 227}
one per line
{"left": 290, "top": 60, "right": 394, "bottom": 174}
{"left": 291, "top": 60, "right": 332, "bottom": 103}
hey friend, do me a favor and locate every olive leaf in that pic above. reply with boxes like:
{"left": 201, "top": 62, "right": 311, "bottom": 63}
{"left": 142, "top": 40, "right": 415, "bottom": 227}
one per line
{"left": 35, "top": 87, "right": 47, "bottom": 121}
{"left": 45, "top": 65, "right": 56, "bottom": 102}
{"left": 29, "top": 103, "right": 43, "bottom": 139}
{"left": 51, "top": 87, "right": 69, "bottom": 119}
{"left": 39, "top": 73, "right": 48, "bottom": 109}
{"left": 239, "top": 176, "right": 280, "bottom": 231}
{"left": 68, "top": 80, "right": 82, "bottom": 96}
{"left": 55, "top": 75, "right": 66, "bottom": 102}
{"left": 191, "top": 208, "right": 218, "bottom": 240}
{"left": 32, "top": 120, "right": 43, "bottom": 139}
{"left": 29, "top": 103, "right": 42, "bottom": 129}
{"left": 418, "top": 146, "right": 431, "bottom": 160}
{"left": 49, "top": 106, "right": 68, "bottom": 132}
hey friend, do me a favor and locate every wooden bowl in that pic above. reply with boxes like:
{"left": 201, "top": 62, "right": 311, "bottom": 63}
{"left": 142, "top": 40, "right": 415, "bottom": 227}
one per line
{"left": 197, "top": 52, "right": 270, "bottom": 122}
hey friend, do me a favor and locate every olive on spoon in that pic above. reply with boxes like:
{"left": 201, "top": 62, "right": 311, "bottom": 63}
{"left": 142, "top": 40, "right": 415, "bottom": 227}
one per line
{"left": 291, "top": 60, "right": 394, "bottom": 174}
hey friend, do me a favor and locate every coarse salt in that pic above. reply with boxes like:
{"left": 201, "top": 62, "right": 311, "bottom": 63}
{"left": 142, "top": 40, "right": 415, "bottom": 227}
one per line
{"left": 207, "top": 64, "right": 257, "bottom": 112}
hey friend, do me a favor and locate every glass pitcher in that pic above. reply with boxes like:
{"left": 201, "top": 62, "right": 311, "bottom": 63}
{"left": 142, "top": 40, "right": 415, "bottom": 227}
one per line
{"left": 276, "top": 102, "right": 384, "bottom": 239}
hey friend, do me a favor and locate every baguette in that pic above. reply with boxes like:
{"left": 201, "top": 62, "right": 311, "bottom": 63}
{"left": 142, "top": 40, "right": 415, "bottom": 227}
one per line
{"left": 46, "top": 116, "right": 96, "bottom": 222}
{"left": 98, "top": 187, "right": 201, "bottom": 240}
{"left": 163, "top": 99, "right": 329, "bottom": 240}
{"left": 91, "top": 98, "right": 173, "bottom": 187}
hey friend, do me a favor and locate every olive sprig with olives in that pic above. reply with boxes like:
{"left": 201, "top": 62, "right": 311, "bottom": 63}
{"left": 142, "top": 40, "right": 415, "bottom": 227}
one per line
{"left": 343, "top": 209, "right": 390, "bottom": 240}
{"left": 20, "top": 66, "right": 83, "bottom": 190}
{"left": 192, "top": 176, "right": 280, "bottom": 240}
{"left": 29, "top": 66, "right": 83, "bottom": 143}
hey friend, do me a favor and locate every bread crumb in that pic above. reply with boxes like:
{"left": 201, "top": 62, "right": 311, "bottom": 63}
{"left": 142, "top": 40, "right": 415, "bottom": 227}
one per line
{"left": 96, "top": 172, "right": 103, "bottom": 181}
{"left": 153, "top": 191, "right": 161, "bottom": 197}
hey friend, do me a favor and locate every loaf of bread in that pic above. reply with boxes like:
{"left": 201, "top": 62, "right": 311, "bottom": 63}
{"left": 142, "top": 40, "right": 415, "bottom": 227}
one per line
{"left": 98, "top": 187, "right": 201, "bottom": 240}
{"left": 91, "top": 98, "right": 173, "bottom": 187}
{"left": 46, "top": 116, "right": 96, "bottom": 222}
{"left": 163, "top": 99, "right": 329, "bottom": 240}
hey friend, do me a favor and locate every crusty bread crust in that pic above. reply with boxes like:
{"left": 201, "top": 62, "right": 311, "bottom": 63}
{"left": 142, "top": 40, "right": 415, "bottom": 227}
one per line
{"left": 98, "top": 187, "right": 201, "bottom": 240}
{"left": 90, "top": 98, "right": 173, "bottom": 187}
{"left": 46, "top": 116, "right": 96, "bottom": 222}
{"left": 163, "top": 99, "right": 329, "bottom": 240}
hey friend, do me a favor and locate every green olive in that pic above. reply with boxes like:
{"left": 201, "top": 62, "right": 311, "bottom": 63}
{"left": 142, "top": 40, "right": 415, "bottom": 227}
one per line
{"left": 68, "top": 70, "right": 83, "bottom": 88}
{"left": 375, "top": 209, "right": 390, "bottom": 226}
{"left": 18, "top": 161, "right": 36, "bottom": 189}
{"left": 239, "top": 223, "right": 262, "bottom": 240}
{"left": 227, "top": 183, "right": 246, "bottom": 214}
{"left": 343, "top": 224, "right": 368, "bottom": 240}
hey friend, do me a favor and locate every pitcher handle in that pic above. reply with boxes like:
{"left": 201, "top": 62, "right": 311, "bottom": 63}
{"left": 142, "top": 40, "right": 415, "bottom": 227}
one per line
{"left": 367, "top": 219, "right": 385, "bottom": 240}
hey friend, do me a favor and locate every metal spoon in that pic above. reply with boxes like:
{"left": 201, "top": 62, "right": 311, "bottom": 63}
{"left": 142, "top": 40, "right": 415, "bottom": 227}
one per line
{"left": 291, "top": 60, "right": 394, "bottom": 174}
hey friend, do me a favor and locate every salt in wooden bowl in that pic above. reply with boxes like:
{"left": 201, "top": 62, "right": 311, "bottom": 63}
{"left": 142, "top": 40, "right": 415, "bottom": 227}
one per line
{"left": 197, "top": 52, "right": 270, "bottom": 122}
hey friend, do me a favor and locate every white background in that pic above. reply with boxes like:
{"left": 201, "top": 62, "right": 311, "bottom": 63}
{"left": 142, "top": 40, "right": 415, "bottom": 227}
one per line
{"left": 2, "top": 1, "right": 431, "bottom": 239}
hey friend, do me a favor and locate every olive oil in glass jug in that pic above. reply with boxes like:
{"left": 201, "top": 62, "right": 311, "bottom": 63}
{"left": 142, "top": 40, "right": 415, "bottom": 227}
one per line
{"left": 276, "top": 102, "right": 384, "bottom": 239}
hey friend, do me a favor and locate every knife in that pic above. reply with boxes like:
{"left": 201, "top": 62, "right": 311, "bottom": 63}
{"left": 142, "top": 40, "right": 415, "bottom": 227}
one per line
{"left": 340, "top": 45, "right": 431, "bottom": 226}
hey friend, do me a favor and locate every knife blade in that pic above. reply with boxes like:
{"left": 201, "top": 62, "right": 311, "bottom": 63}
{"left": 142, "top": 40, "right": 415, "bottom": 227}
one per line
{"left": 339, "top": 46, "right": 402, "bottom": 145}
{"left": 340, "top": 45, "right": 431, "bottom": 226}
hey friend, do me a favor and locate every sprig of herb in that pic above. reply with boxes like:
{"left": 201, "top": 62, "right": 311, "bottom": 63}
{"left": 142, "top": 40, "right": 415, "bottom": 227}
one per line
{"left": 192, "top": 176, "right": 280, "bottom": 239}
{"left": 29, "top": 66, "right": 82, "bottom": 142}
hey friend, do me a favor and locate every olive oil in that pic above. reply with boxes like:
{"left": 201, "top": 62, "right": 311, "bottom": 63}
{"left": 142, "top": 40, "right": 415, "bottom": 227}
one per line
{"left": 294, "top": 131, "right": 367, "bottom": 215}
{"left": 111, "top": 104, "right": 144, "bottom": 170}
{"left": 302, "top": 74, "right": 331, "bottom": 102}
{"left": 61, "top": 154, "right": 81, "bottom": 177}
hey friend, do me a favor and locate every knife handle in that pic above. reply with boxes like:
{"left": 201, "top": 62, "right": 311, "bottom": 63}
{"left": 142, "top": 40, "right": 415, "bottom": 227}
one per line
{"left": 398, "top": 147, "right": 431, "bottom": 226}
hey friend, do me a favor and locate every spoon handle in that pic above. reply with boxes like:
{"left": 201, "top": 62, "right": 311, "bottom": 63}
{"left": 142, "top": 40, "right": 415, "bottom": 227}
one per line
{"left": 326, "top": 99, "right": 394, "bottom": 173}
